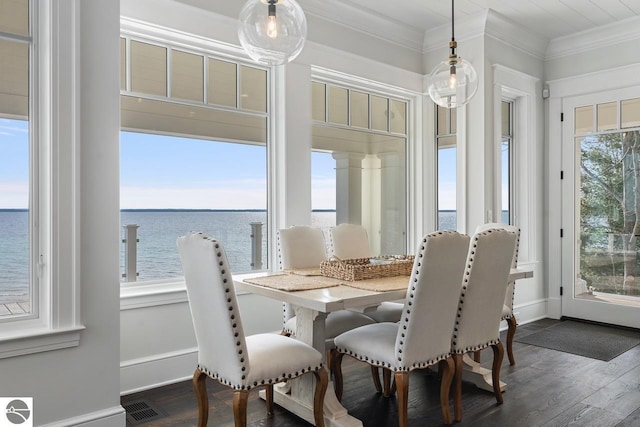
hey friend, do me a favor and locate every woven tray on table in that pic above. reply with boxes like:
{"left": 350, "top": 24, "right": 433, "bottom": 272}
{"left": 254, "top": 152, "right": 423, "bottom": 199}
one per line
{"left": 320, "top": 256, "right": 414, "bottom": 281}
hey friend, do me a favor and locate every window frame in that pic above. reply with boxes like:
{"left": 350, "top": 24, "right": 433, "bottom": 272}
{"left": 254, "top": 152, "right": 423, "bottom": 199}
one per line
{"left": 0, "top": 0, "right": 84, "bottom": 358}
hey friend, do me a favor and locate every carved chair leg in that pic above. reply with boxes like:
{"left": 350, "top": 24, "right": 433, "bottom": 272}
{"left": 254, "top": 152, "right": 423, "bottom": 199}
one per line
{"left": 312, "top": 368, "right": 329, "bottom": 427}
{"left": 506, "top": 316, "right": 517, "bottom": 366}
{"left": 394, "top": 371, "right": 409, "bottom": 427}
{"left": 382, "top": 369, "right": 392, "bottom": 397}
{"left": 452, "top": 354, "right": 463, "bottom": 422}
{"left": 473, "top": 349, "right": 482, "bottom": 363}
{"left": 331, "top": 350, "right": 345, "bottom": 401}
{"left": 192, "top": 368, "right": 209, "bottom": 427}
{"left": 370, "top": 366, "right": 382, "bottom": 393}
{"left": 438, "top": 358, "right": 454, "bottom": 425}
{"left": 491, "top": 341, "right": 505, "bottom": 404}
{"left": 265, "top": 384, "right": 274, "bottom": 415}
{"left": 233, "top": 390, "right": 250, "bottom": 427}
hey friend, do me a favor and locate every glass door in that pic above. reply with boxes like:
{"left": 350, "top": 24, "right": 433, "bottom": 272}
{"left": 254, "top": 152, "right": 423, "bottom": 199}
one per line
{"left": 562, "top": 88, "right": 640, "bottom": 328}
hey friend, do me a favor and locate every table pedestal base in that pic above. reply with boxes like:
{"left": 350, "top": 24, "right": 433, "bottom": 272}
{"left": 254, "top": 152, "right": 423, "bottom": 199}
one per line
{"left": 259, "top": 380, "right": 362, "bottom": 427}
{"left": 461, "top": 354, "right": 506, "bottom": 393}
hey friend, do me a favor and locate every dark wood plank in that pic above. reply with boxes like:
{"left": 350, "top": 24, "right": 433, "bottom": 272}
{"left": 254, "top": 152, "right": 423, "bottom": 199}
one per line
{"left": 121, "top": 319, "right": 640, "bottom": 427}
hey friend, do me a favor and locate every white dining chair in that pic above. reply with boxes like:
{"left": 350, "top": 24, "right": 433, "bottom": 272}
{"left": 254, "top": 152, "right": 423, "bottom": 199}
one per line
{"left": 472, "top": 222, "right": 521, "bottom": 366}
{"left": 177, "top": 232, "right": 328, "bottom": 427}
{"left": 329, "top": 223, "right": 405, "bottom": 325}
{"left": 451, "top": 228, "right": 517, "bottom": 422}
{"left": 278, "top": 226, "right": 376, "bottom": 344}
{"left": 331, "top": 231, "right": 471, "bottom": 427}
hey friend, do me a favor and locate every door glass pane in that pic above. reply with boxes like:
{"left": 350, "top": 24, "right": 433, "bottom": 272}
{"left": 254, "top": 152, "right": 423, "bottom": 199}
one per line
{"left": 578, "top": 131, "right": 640, "bottom": 298}
{"left": 597, "top": 102, "right": 617, "bottom": 131}
{"left": 437, "top": 106, "right": 447, "bottom": 136}
{"left": 575, "top": 105, "right": 593, "bottom": 134}
{"left": 208, "top": 58, "right": 237, "bottom": 108}
{"left": 621, "top": 98, "right": 640, "bottom": 129}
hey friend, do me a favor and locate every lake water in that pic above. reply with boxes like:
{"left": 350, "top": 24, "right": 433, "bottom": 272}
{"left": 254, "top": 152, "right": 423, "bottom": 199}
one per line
{"left": 0, "top": 210, "right": 483, "bottom": 304}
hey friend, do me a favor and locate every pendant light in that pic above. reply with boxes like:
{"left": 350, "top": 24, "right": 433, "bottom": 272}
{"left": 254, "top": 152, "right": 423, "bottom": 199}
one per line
{"left": 238, "top": 0, "right": 307, "bottom": 66}
{"left": 427, "top": 0, "right": 478, "bottom": 108}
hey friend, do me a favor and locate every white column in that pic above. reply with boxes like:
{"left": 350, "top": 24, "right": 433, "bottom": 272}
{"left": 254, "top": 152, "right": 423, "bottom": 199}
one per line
{"left": 378, "top": 151, "right": 405, "bottom": 255}
{"left": 332, "top": 152, "right": 365, "bottom": 225}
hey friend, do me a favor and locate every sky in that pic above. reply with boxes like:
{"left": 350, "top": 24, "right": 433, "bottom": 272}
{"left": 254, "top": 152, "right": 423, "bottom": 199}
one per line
{"left": 0, "top": 119, "right": 467, "bottom": 211}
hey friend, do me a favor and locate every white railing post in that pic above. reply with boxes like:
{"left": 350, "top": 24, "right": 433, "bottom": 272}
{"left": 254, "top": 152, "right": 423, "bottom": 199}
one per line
{"left": 250, "top": 222, "right": 263, "bottom": 270}
{"left": 122, "top": 224, "right": 140, "bottom": 282}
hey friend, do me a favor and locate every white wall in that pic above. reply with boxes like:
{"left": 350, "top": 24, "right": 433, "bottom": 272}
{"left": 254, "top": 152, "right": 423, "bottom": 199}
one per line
{"left": 0, "top": 2, "right": 124, "bottom": 426}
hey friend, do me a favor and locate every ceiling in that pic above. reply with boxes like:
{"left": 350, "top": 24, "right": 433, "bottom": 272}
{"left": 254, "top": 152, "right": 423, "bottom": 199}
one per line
{"left": 330, "top": 0, "right": 640, "bottom": 41}
{"left": 175, "top": 0, "right": 640, "bottom": 53}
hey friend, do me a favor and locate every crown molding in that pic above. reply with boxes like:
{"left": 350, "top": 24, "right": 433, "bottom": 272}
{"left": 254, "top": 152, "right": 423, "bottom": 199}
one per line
{"left": 546, "top": 15, "right": 640, "bottom": 60}
{"left": 301, "top": 0, "right": 425, "bottom": 53}
{"left": 423, "top": 9, "right": 548, "bottom": 60}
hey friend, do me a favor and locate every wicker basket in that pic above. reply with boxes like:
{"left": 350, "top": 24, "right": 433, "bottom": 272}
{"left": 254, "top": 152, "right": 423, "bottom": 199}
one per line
{"left": 320, "top": 256, "right": 414, "bottom": 281}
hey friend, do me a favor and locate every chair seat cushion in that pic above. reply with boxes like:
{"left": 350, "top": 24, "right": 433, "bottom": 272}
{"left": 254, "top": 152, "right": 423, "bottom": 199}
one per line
{"left": 285, "top": 310, "right": 376, "bottom": 339}
{"left": 501, "top": 304, "right": 512, "bottom": 320}
{"left": 334, "top": 322, "right": 399, "bottom": 368}
{"left": 244, "top": 333, "right": 324, "bottom": 387}
{"left": 364, "top": 301, "right": 404, "bottom": 323}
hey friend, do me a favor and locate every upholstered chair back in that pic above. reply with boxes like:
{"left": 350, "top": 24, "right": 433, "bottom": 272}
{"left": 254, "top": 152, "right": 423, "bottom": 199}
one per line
{"left": 177, "top": 232, "right": 248, "bottom": 388}
{"left": 329, "top": 224, "right": 371, "bottom": 259}
{"left": 395, "top": 231, "right": 470, "bottom": 369}
{"left": 474, "top": 222, "right": 520, "bottom": 311}
{"left": 277, "top": 225, "right": 327, "bottom": 270}
{"left": 451, "top": 229, "right": 517, "bottom": 354}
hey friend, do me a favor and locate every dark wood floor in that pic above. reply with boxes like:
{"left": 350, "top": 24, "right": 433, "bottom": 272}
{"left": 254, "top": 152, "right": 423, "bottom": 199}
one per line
{"left": 121, "top": 319, "right": 640, "bottom": 426}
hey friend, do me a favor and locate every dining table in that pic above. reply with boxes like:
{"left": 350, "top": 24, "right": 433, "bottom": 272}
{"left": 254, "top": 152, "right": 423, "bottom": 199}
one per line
{"left": 234, "top": 267, "right": 533, "bottom": 427}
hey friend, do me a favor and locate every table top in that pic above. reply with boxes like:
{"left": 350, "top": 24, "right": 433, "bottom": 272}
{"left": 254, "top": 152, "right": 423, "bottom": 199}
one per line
{"left": 234, "top": 267, "right": 533, "bottom": 314}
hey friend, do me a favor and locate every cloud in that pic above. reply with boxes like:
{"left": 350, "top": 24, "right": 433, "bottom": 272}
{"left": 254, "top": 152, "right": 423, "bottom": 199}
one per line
{"left": 121, "top": 185, "right": 267, "bottom": 209}
{"left": 0, "top": 182, "right": 29, "bottom": 208}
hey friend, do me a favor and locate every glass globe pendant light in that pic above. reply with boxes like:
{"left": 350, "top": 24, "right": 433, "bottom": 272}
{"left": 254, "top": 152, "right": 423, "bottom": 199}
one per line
{"left": 238, "top": 0, "right": 307, "bottom": 66}
{"left": 427, "top": 0, "right": 478, "bottom": 108}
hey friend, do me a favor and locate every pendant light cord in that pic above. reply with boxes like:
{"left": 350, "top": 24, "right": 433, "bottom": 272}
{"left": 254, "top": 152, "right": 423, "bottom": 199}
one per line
{"left": 451, "top": 0, "right": 455, "bottom": 42}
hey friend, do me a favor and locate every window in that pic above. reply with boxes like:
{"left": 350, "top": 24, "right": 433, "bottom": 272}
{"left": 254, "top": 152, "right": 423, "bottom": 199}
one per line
{"left": 311, "top": 79, "right": 408, "bottom": 255}
{"left": 501, "top": 100, "right": 514, "bottom": 224}
{"left": 120, "top": 35, "right": 269, "bottom": 281}
{"left": 1, "top": 1, "right": 85, "bottom": 357}
{"left": 0, "top": 0, "right": 32, "bottom": 321}
{"left": 436, "top": 106, "right": 457, "bottom": 230}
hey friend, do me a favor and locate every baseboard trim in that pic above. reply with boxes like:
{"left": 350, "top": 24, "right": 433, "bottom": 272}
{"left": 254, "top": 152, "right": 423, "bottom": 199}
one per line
{"left": 41, "top": 405, "right": 125, "bottom": 427}
{"left": 120, "top": 347, "right": 198, "bottom": 395}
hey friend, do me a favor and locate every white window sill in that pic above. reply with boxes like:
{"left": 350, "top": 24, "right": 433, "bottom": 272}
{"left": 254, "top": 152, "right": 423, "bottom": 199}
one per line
{"left": 119, "top": 275, "right": 255, "bottom": 311}
{"left": 0, "top": 325, "right": 85, "bottom": 359}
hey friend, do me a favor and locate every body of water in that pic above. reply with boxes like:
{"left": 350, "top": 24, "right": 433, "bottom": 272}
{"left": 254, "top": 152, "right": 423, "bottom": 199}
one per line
{"left": 0, "top": 210, "right": 506, "bottom": 304}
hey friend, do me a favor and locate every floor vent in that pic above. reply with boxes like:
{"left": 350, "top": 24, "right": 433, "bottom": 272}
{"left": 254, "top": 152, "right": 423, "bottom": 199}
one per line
{"left": 123, "top": 400, "right": 163, "bottom": 424}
